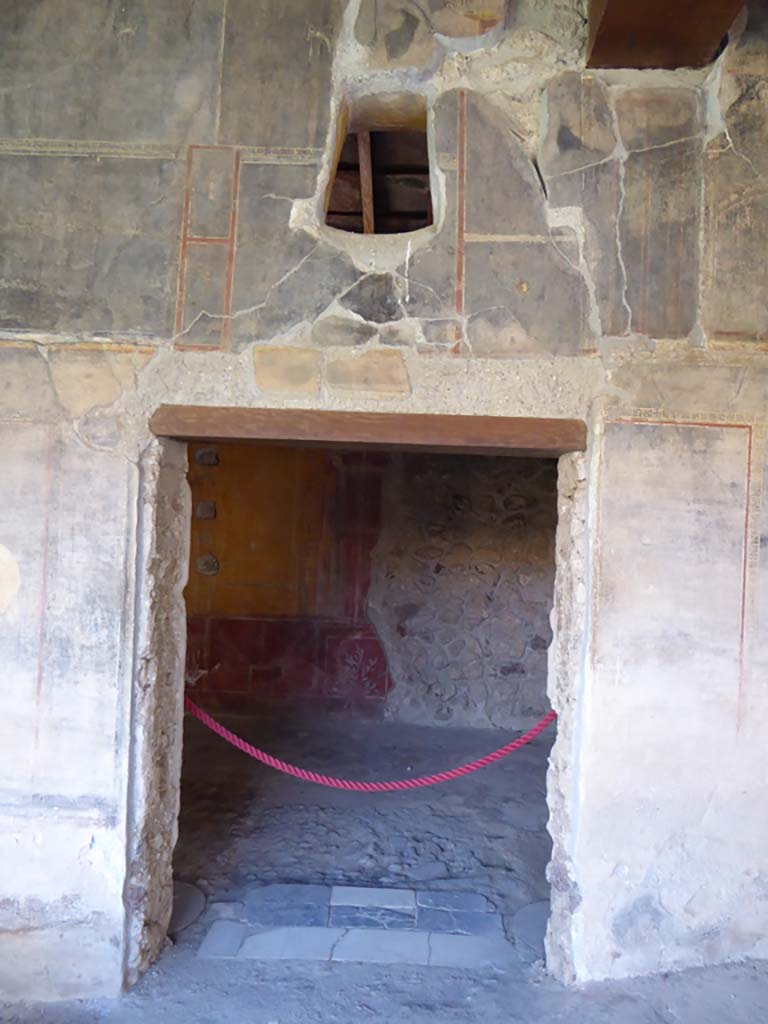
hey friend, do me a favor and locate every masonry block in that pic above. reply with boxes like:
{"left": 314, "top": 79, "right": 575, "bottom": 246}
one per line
{"left": 252, "top": 346, "right": 321, "bottom": 393}
{"left": 465, "top": 93, "right": 548, "bottom": 238}
{"left": 326, "top": 349, "right": 410, "bottom": 393}
{"left": 355, "top": 0, "right": 505, "bottom": 68}
{"left": 540, "top": 73, "right": 617, "bottom": 177}
{"left": 465, "top": 242, "right": 590, "bottom": 355}
{"left": 614, "top": 88, "right": 702, "bottom": 152}
{"left": 619, "top": 139, "right": 702, "bottom": 339}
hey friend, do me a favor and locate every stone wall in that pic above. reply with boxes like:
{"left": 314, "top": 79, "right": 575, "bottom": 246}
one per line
{"left": 1, "top": 0, "right": 768, "bottom": 1001}
{"left": 371, "top": 455, "right": 556, "bottom": 728}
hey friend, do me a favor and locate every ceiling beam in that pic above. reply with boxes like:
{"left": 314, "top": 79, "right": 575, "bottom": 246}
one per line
{"left": 587, "top": 0, "right": 743, "bottom": 69}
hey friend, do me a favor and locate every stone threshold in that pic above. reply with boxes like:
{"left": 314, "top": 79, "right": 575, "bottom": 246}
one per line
{"left": 197, "top": 884, "right": 515, "bottom": 967}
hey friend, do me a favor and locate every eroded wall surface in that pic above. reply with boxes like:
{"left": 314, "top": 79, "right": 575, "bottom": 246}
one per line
{"left": 371, "top": 455, "right": 556, "bottom": 728}
{"left": 1, "top": 0, "right": 767, "bottom": 1000}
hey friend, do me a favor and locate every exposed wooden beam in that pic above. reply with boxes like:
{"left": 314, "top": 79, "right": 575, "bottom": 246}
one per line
{"left": 357, "top": 130, "right": 375, "bottom": 234}
{"left": 150, "top": 406, "right": 587, "bottom": 458}
{"left": 588, "top": 0, "right": 742, "bottom": 69}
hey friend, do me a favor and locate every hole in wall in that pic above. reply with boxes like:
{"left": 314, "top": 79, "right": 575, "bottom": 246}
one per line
{"left": 325, "top": 94, "right": 434, "bottom": 236}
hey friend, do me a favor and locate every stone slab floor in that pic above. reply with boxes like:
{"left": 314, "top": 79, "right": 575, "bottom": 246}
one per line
{"left": 4, "top": 714, "right": 768, "bottom": 1022}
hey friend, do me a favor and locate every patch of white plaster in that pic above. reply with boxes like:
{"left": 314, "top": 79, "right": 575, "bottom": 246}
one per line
{"left": 0, "top": 544, "right": 21, "bottom": 614}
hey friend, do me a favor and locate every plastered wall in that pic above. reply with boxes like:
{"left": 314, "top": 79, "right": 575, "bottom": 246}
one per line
{"left": 1, "top": 0, "right": 767, "bottom": 1001}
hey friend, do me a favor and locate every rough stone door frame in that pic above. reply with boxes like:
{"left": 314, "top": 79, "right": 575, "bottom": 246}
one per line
{"left": 122, "top": 406, "right": 589, "bottom": 986}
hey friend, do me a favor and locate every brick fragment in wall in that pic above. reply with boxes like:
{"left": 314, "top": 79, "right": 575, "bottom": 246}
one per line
{"left": 539, "top": 73, "right": 617, "bottom": 178}
{"left": 547, "top": 160, "right": 628, "bottom": 338}
{"left": 702, "top": 144, "right": 768, "bottom": 342}
{"left": 218, "top": 0, "right": 341, "bottom": 149}
{"left": 340, "top": 275, "right": 403, "bottom": 324}
{"left": 327, "top": 349, "right": 410, "bottom": 393}
{"left": 701, "top": 35, "right": 768, "bottom": 341}
{"left": 369, "top": 455, "right": 557, "bottom": 728}
{"left": 253, "top": 347, "right": 321, "bottom": 394}
{"left": 619, "top": 139, "right": 702, "bottom": 340}
{"left": 464, "top": 93, "right": 548, "bottom": 238}
{"left": 465, "top": 242, "right": 592, "bottom": 355}
{"left": 311, "top": 316, "right": 377, "bottom": 347}
{"left": 613, "top": 88, "right": 702, "bottom": 152}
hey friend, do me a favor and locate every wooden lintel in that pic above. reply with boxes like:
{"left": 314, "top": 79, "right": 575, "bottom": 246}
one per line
{"left": 357, "top": 130, "right": 375, "bottom": 234}
{"left": 149, "top": 406, "right": 587, "bottom": 458}
{"left": 588, "top": 0, "right": 742, "bottom": 68}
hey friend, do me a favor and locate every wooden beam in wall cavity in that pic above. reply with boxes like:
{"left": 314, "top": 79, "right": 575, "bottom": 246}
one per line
{"left": 149, "top": 406, "right": 587, "bottom": 458}
{"left": 357, "top": 130, "right": 375, "bottom": 234}
{"left": 587, "top": 0, "right": 743, "bottom": 68}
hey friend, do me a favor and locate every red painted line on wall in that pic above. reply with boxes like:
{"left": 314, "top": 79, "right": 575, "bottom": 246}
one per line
{"left": 608, "top": 416, "right": 754, "bottom": 726}
{"left": 173, "top": 147, "right": 195, "bottom": 339}
{"left": 221, "top": 148, "right": 242, "bottom": 349}
{"left": 175, "top": 145, "right": 241, "bottom": 351}
{"left": 454, "top": 90, "right": 467, "bottom": 338}
{"left": 185, "top": 235, "right": 231, "bottom": 245}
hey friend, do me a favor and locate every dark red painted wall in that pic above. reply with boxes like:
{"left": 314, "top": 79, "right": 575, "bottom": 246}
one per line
{"left": 185, "top": 446, "right": 392, "bottom": 714}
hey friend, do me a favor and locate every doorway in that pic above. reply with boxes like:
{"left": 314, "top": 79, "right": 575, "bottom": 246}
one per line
{"left": 124, "top": 409, "right": 587, "bottom": 982}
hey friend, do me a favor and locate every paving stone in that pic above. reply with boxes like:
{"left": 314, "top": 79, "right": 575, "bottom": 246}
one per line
{"left": 427, "top": 933, "right": 514, "bottom": 969}
{"left": 331, "top": 886, "right": 416, "bottom": 910}
{"left": 238, "top": 926, "right": 345, "bottom": 962}
{"left": 197, "top": 920, "right": 248, "bottom": 959}
{"left": 332, "top": 928, "right": 430, "bottom": 965}
{"left": 416, "top": 891, "right": 491, "bottom": 913}
{"left": 329, "top": 906, "right": 417, "bottom": 930}
{"left": 246, "top": 880, "right": 331, "bottom": 921}
{"left": 417, "top": 908, "right": 504, "bottom": 937}
{"left": 204, "top": 901, "right": 244, "bottom": 922}
{"left": 510, "top": 900, "right": 550, "bottom": 962}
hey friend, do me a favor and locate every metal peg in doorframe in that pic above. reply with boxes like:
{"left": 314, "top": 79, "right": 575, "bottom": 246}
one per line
{"left": 195, "top": 500, "right": 217, "bottom": 520}
{"left": 195, "top": 447, "right": 219, "bottom": 466}
{"left": 196, "top": 554, "right": 220, "bottom": 576}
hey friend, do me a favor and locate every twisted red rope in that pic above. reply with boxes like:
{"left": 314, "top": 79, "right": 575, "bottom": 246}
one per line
{"left": 184, "top": 696, "right": 557, "bottom": 792}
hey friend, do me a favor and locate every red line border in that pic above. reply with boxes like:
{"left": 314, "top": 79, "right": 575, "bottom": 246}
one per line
{"left": 607, "top": 416, "right": 754, "bottom": 726}
{"left": 175, "top": 145, "right": 241, "bottom": 352}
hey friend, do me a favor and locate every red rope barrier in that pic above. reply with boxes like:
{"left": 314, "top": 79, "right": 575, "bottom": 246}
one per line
{"left": 184, "top": 696, "right": 557, "bottom": 793}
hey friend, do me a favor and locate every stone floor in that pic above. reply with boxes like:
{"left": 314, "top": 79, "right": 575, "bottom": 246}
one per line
{"left": 6, "top": 712, "right": 768, "bottom": 1022}
{"left": 173, "top": 711, "right": 553, "bottom": 925}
